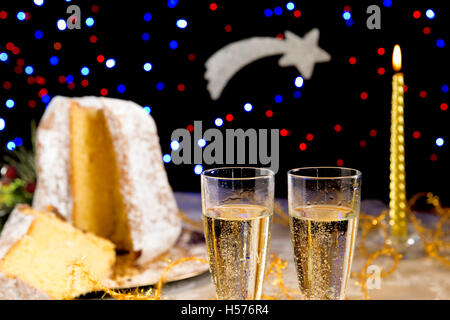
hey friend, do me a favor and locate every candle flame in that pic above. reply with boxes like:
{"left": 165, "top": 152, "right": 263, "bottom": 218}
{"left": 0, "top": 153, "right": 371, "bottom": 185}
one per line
{"left": 392, "top": 45, "right": 402, "bottom": 72}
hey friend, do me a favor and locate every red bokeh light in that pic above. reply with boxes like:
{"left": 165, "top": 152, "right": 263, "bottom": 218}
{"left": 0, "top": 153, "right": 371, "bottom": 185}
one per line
{"left": 3, "top": 81, "right": 11, "bottom": 90}
{"left": 334, "top": 124, "right": 342, "bottom": 132}
{"left": 27, "top": 77, "right": 35, "bottom": 85}
{"left": 91, "top": 5, "right": 99, "bottom": 13}
{"left": 38, "top": 88, "right": 48, "bottom": 98}
{"left": 280, "top": 129, "right": 288, "bottom": 137}
{"left": 67, "top": 82, "right": 75, "bottom": 90}
{"left": 360, "top": 92, "right": 368, "bottom": 100}
{"left": 100, "top": 88, "right": 108, "bottom": 96}
{"left": 403, "top": 85, "right": 408, "bottom": 92}
{"left": 370, "top": 129, "right": 378, "bottom": 137}
{"left": 188, "top": 53, "right": 196, "bottom": 61}
{"left": 89, "top": 35, "right": 97, "bottom": 43}
{"left": 419, "top": 90, "right": 427, "bottom": 98}
{"left": 225, "top": 114, "right": 233, "bottom": 121}
{"left": 16, "top": 58, "right": 24, "bottom": 66}
{"left": 423, "top": 27, "right": 431, "bottom": 35}
{"left": 0, "top": 11, "right": 7, "bottom": 19}
{"left": 97, "top": 55, "right": 105, "bottom": 63}
{"left": 337, "top": 159, "right": 344, "bottom": 166}
{"left": 293, "top": 10, "right": 301, "bottom": 18}
{"left": 81, "top": 79, "right": 89, "bottom": 87}
{"left": 210, "top": 3, "right": 217, "bottom": 11}
{"left": 360, "top": 140, "right": 367, "bottom": 148}
{"left": 377, "top": 67, "right": 385, "bottom": 75}
{"left": 58, "top": 75, "right": 66, "bottom": 83}
{"left": 299, "top": 143, "right": 307, "bottom": 151}
{"left": 413, "top": 10, "right": 421, "bottom": 19}
{"left": 413, "top": 131, "right": 421, "bottom": 139}
{"left": 349, "top": 57, "right": 357, "bottom": 64}
{"left": 306, "top": 133, "right": 314, "bottom": 141}
{"left": 224, "top": 25, "right": 232, "bottom": 32}
{"left": 186, "top": 125, "right": 194, "bottom": 132}
{"left": 265, "top": 110, "right": 273, "bottom": 117}
{"left": 440, "top": 103, "right": 448, "bottom": 111}
{"left": 377, "top": 47, "right": 385, "bottom": 55}
{"left": 430, "top": 154, "right": 438, "bottom": 162}
{"left": 177, "top": 83, "right": 185, "bottom": 92}
{"left": 28, "top": 100, "right": 36, "bottom": 108}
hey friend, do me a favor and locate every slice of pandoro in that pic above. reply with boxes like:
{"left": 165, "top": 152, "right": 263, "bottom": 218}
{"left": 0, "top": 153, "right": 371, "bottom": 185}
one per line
{"left": 0, "top": 205, "right": 115, "bottom": 300}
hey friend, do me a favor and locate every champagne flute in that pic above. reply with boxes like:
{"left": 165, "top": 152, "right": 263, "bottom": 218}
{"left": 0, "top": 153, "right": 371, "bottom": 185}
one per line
{"left": 288, "top": 167, "right": 362, "bottom": 300}
{"left": 201, "top": 167, "right": 274, "bottom": 300}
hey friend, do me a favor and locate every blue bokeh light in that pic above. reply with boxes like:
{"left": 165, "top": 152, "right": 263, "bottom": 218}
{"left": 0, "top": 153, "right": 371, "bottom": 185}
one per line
{"left": 156, "top": 82, "right": 165, "bottom": 90}
{"left": 66, "top": 75, "right": 74, "bottom": 83}
{"left": 143, "top": 62, "right": 153, "bottom": 71}
{"left": 244, "top": 103, "right": 253, "bottom": 112}
{"left": 293, "top": 91, "right": 302, "bottom": 99}
{"left": 343, "top": 11, "right": 351, "bottom": 20}
{"left": 41, "top": 95, "right": 51, "bottom": 104}
{"left": 264, "top": 9, "right": 273, "bottom": 17}
{"left": 34, "top": 0, "right": 44, "bottom": 6}
{"left": 295, "top": 76, "right": 304, "bottom": 88}
{"left": 197, "top": 139, "right": 206, "bottom": 148}
{"left": 436, "top": 39, "right": 445, "bottom": 48}
{"left": 34, "top": 30, "right": 43, "bottom": 39}
{"left": 383, "top": 0, "right": 392, "bottom": 7}
{"left": 163, "top": 154, "right": 172, "bottom": 163}
{"left": 275, "top": 95, "right": 283, "bottom": 103}
{"left": 106, "top": 58, "right": 116, "bottom": 68}
{"left": 170, "top": 140, "right": 180, "bottom": 151}
{"left": 57, "top": 19, "right": 67, "bottom": 31}
{"left": 13, "top": 137, "right": 23, "bottom": 146}
{"left": 169, "top": 40, "right": 178, "bottom": 49}
{"left": 442, "top": 84, "right": 449, "bottom": 93}
{"left": 117, "top": 84, "right": 126, "bottom": 93}
{"left": 0, "top": 118, "right": 5, "bottom": 131}
{"left": 81, "top": 67, "right": 90, "bottom": 76}
{"left": 274, "top": 7, "right": 283, "bottom": 15}
{"left": 425, "top": 9, "right": 435, "bottom": 19}
{"left": 143, "top": 106, "right": 151, "bottom": 114}
{"left": 85, "top": 17, "right": 95, "bottom": 27}
{"left": 194, "top": 164, "right": 203, "bottom": 175}
{"left": 49, "top": 56, "right": 59, "bottom": 65}
{"left": 0, "top": 53, "right": 9, "bottom": 62}
{"left": 6, "top": 99, "right": 15, "bottom": 108}
{"left": 286, "top": 2, "right": 295, "bottom": 11}
{"left": 25, "top": 66, "right": 34, "bottom": 75}
{"left": 167, "top": 0, "right": 178, "bottom": 8}
{"left": 176, "top": 19, "right": 188, "bottom": 29}
{"left": 7, "top": 141, "right": 16, "bottom": 151}
{"left": 214, "top": 118, "right": 224, "bottom": 127}
{"left": 144, "top": 13, "right": 152, "bottom": 22}
{"left": 142, "top": 32, "right": 150, "bottom": 41}
{"left": 17, "top": 12, "right": 26, "bottom": 21}
{"left": 436, "top": 138, "right": 444, "bottom": 147}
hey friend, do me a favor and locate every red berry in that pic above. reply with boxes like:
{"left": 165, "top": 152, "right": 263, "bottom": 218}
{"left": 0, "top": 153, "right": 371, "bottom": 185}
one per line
{"left": 25, "top": 181, "right": 36, "bottom": 193}
{"left": 2, "top": 165, "right": 18, "bottom": 179}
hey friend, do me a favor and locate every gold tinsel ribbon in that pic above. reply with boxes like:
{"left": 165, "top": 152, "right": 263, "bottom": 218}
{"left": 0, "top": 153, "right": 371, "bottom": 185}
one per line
{"left": 72, "top": 193, "right": 448, "bottom": 300}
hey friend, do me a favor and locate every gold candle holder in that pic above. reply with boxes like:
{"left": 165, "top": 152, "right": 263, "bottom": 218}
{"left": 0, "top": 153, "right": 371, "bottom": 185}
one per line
{"left": 389, "top": 45, "right": 408, "bottom": 244}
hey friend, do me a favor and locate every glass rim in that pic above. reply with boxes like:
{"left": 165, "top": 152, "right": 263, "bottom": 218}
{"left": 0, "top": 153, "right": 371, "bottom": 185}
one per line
{"left": 201, "top": 166, "right": 275, "bottom": 181}
{"left": 287, "top": 166, "right": 362, "bottom": 180}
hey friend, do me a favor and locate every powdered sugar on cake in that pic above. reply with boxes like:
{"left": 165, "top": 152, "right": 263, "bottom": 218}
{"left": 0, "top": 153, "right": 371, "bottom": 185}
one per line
{"left": 32, "top": 96, "right": 181, "bottom": 265}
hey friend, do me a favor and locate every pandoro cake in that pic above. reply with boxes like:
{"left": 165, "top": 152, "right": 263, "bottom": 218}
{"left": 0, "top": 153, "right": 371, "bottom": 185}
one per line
{"left": 0, "top": 205, "right": 116, "bottom": 300}
{"left": 32, "top": 96, "right": 181, "bottom": 266}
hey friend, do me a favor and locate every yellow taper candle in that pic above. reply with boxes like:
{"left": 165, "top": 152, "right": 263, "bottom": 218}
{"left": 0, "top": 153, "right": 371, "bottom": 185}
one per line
{"left": 389, "top": 44, "right": 408, "bottom": 240}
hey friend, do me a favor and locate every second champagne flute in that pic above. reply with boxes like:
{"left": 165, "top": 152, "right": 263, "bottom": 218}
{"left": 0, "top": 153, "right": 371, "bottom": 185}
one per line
{"left": 201, "top": 167, "right": 274, "bottom": 300}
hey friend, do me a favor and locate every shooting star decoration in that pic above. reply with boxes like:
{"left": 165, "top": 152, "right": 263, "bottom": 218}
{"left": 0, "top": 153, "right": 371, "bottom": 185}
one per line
{"left": 205, "top": 28, "right": 331, "bottom": 100}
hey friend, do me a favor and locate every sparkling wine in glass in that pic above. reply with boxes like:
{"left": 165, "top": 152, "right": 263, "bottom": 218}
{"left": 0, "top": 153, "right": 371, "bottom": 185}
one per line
{"left": 288, "top": 167, "right": 362, "bottom": 300}
{"left": 201, "top": 167, "right": 274, "bottom": 300}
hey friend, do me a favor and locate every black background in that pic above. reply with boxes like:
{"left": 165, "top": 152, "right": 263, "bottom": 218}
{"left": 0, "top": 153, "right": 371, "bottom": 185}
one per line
{"left": 0, "top": 0, "right": 448, "bottom": 203}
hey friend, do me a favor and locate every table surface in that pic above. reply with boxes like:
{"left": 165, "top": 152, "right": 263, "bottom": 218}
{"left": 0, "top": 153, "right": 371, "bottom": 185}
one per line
{"left": 161, "top": 192, "right": 450, "bottom": 300}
